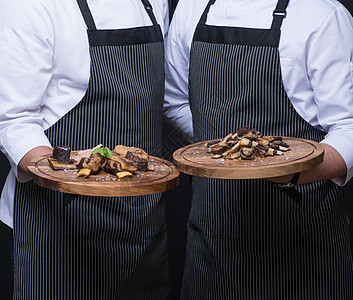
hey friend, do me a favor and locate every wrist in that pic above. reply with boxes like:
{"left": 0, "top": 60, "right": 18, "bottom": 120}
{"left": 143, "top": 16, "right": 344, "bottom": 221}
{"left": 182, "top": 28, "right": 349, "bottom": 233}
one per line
{"left": 278, "top": 172, "right": 301, "bottom": 188}
{"left": 18, "top": 146, "right": 53, "bottom": 176}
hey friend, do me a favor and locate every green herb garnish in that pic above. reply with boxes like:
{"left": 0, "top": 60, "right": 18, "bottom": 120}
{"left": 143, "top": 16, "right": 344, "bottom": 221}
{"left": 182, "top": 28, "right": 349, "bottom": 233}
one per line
{"left": 91, "top": 147, "right": 114, "bottom": 158}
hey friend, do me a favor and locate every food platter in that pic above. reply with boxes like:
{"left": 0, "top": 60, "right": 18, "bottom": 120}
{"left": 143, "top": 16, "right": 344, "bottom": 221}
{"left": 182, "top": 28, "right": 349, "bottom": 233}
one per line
{"left": 28, "top": 152, "right": 180, "bottom": 197}
{"left": 173, "top": 137, "right": 324, "bottom": 179}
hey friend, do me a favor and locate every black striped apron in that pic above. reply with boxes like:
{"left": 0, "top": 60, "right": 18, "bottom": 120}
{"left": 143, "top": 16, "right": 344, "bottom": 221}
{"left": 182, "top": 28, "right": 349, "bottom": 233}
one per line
{"left": 13, "top": 1, "right": 169, "bottom": 299}
{"left": 183, "top": 0, "right": 353, "bottom": 298}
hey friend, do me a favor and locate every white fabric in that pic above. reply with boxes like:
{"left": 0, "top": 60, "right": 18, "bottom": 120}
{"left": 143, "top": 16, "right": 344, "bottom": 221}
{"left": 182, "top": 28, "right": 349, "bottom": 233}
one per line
{"left": 0, "top": 0, "right": 169, "bottom": 227}
{"left": 164, "top": 0, "right": 353, "bottom": 186}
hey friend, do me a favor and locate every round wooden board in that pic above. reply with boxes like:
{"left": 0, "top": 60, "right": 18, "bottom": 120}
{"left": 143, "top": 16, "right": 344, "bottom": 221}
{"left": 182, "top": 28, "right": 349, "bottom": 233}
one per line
{"left": 28, "top": 154, "right": 180, "bottom": 197}
{"left": 173, "top": 138, "right": 324, "bottom": 179}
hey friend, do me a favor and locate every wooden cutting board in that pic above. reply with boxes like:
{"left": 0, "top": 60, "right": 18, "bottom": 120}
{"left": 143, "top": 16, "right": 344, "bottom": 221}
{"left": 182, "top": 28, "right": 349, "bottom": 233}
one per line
{"left": 28, "top": 153, "right": 180, "bottom": 197}
{"left": 173, "top": 137, "right": 324, "bottom": 179}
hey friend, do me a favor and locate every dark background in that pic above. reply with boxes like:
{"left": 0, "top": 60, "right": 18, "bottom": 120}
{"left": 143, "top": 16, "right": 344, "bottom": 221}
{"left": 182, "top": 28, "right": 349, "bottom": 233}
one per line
{"left": 0, "top": 1, "right": 352, "bottom": 299}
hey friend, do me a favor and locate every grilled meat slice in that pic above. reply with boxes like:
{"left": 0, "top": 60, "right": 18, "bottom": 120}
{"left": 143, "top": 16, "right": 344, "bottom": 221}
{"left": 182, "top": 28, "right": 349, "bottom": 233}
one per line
{"left": 77, "top": 153, "right": 105, "bottom": 173}
{"left": 126, "top": 151, "right": 148, "bottom": 171}
{"left": 109, "top": 154, "right": 139, "bottom": 172}
{"left": 52, "top": 145, "right": 75, "bottom": 164}
{"left": 102, "top": 159, "right": 122, "bottom": 174}
{"left": 113, "top": 145, "right": 149, "bottom": 161}
{"left": 102, "top": 156, "right": 138, "bottom": 175}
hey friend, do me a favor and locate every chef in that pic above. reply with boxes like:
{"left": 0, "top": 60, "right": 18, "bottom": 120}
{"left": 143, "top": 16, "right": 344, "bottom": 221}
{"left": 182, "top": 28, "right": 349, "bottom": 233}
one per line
{"left": 0, "top": 0, "right": 170, "bottom": 298}
{"left": 164, "top": 0, "right": 353, "bottom": 298}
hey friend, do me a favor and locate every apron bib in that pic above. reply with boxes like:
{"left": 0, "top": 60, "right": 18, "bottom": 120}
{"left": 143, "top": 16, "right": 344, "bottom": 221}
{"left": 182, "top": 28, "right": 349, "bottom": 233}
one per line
{"left": 184, "top": 0, "right": 353, "bottom": 299}
{"left": 13, "top": 1, "right": 169, "bottom": 299}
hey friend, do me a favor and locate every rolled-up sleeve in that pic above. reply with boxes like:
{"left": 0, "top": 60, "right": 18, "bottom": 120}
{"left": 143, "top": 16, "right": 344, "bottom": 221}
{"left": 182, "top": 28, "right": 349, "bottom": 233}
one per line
{"left": 307, "top": 6, "right": 353, "bottom": 185}
{"left": 0, "top": 1, "right": 54, "bottom": 180}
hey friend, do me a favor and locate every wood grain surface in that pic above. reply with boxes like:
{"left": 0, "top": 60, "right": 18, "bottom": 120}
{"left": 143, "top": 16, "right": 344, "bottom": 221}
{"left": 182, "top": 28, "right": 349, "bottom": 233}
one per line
{"left": 173, "top": 138, "right": 324, "bottom": 179}
{"left": 28, "top": 153, "right": 180, "bottom": 197}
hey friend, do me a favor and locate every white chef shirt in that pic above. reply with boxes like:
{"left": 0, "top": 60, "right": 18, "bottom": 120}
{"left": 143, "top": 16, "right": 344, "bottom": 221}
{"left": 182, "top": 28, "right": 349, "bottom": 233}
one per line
{"left": 0, "top": 0, "right": 169, "bottom": 227}
{"left": 164, "top": 0, "right": 353, "bottom": 185}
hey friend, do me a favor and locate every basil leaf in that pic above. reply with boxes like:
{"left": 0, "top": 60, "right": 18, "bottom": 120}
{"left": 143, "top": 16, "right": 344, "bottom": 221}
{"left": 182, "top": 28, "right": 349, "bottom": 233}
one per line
{"left": 91, "top": 147, "right": 114, "bottom": 158}
{"left": 103, "top": 147, "right": 114, "bottom": 158}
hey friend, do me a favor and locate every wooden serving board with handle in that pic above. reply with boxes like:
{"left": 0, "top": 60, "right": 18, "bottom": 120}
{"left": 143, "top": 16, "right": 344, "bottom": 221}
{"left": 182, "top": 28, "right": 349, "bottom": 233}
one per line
{"left": 28, "top": 153, "right": 180, "bottom": 197}
{"left": 173, "top": 137, "right": 324, "bottom": 179}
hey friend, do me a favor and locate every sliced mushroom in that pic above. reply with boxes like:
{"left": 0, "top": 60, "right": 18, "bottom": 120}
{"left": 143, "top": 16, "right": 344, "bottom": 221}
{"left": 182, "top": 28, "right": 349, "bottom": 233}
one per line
{"left": 226, "top": 151, "right": 241, "bottom": 159}
{"left": 271, "top": 140, "right": 289, "bottom": 148}
{"left": 221, "top": 133, "right": 233, "bottom": 143}
{"left": 267, "top": 148, "right": 277, "bottom": 156}
{"left": 257, "top": 138, "right": 270, "bottom": 146}
{"left": 221, "top": 142, "right": 240, "bottom": 157}
{"left": 255, "top": 144, "right": 269, "bottom": 158}
{"left": 205, "top": 139, "right": 221, "bottom": 148}
{"left": 263, "top": 136, "right": 282, "bottom": 142}
{"left": 240, "top": 147, "right": 254, "bottom": 160}
{"left": 210, "top": 145, "right": 228, "bottom": 155}
{"left": 240, "top": 138, "right": 251, "bottom": 147}
{"left": 228, "top": 137, "right": 240, "bottom": 145}
{"left": 224, "top": 145, "right": 241, "bottom": 159}
{"left": 206, "top": 127, "right": 290, "bottom": 160}
{"left": 236, "top": 126, "right": 250, "bottom": 137}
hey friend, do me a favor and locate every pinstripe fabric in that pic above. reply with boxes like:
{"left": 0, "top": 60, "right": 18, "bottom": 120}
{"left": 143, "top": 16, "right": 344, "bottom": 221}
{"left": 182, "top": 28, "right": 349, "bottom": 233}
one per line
{"left": 47, "top": 43, "right": 164, "bottom": 156}
{"left": 182, "top": 0, "right": 353, "bottom": 299}
{"left": 13, "top": 1, "right": 169, "bottom": 299}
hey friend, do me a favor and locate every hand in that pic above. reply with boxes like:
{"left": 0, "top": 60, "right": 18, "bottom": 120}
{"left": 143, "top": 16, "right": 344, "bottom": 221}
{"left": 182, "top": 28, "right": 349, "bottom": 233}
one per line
{"left": 266, "top": 173, "right": 296, "bottom": 185}
{"left": 17, "top": 146, "right": 53, "bottom": 182}
{"left": 266, "top": 143, "right": 346, "bottom": 185}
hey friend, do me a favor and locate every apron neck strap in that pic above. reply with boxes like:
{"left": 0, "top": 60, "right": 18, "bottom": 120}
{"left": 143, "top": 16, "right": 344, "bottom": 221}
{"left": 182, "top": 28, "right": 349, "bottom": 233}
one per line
{"left": 198, "top": 0, "right": 216, "bottom": 26}
{"left": 271, "top": 0, "right": 290, "bottom": 30}
{"left": 76, "top": 0, "right": 97, "bottom": 30}
{"left": 140, "top": 0, "right": 159, "bottom": 27}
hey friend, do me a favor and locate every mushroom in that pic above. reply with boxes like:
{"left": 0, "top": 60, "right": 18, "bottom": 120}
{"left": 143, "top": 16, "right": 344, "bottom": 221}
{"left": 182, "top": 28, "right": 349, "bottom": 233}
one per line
{"left": 205, "top": 139, "right": 221, "bottom": 148}
{"left": 226, "top": 151, "right": 241, "bottom": 160}
{"left": 206, "top": 127, "right": 290, "bottom": 161}
{"left": 77, "top": 153, "right": 105, "bottom": 173}
{"left": 240, "top": 138, "right": 252, "bottom": 147}
{"left": 210, "top": 145, "right": 229, "bottom": 155}
{"left": 240, "top": 147, "right": 254, "bottom": 160}
{"left": 236, "top": 126, "right": 250, "bottom": 137}
{"left": 221, "top": 142, "right": 240, "bottom": 157}
{"left": 255, "top": 144, "right": 269, "bottom": 158}
{"left": 257, "top": 138, "right": 270, "bottom": 146}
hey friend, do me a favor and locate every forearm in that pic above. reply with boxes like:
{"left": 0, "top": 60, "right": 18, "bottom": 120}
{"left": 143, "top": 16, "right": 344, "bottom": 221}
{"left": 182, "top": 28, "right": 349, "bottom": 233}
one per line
{"left": 17, "top": 146, "right": 53, "bottom": 181}
{"left": 269, "top": 143, "right": 346, "bottom": 185}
